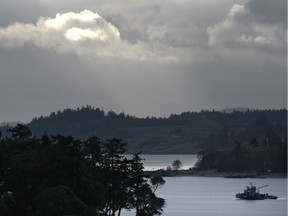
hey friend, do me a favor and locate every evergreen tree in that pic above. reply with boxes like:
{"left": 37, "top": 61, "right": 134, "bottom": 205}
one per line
{"left": 0, "top": 125, "right": 166, "bottom": 216}
{"left": 130, "top": 153, "right": 165, "bottom": 216}
{"left": 101, "top": 138, "right": 129, "bottom": 216}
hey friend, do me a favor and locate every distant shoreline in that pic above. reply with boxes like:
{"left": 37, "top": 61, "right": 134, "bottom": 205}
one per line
{"left": 145, "top": 169, "right": 287, "bottom": 178}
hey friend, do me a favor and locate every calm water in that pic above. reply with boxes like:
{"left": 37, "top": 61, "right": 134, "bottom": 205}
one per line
{"left": 124, "top": 155, "right": 287, "bottom": 216}
{"left": 126, "top": 154, "right": 198, "bottom": 171}
{"left": 157, "top": 177, "right": 287, "bottom": 216}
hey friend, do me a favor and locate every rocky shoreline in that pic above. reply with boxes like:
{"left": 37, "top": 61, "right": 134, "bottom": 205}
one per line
{"left": 145, "top": 169, "right": 287, "bottom": 178}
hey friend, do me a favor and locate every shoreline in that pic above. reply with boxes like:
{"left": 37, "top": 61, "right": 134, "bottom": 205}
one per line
{"left": 145, "top": 169, "right": 287, "bottom": 178}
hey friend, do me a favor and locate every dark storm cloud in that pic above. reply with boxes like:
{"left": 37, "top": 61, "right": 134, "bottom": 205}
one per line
{"left": 0, "top": 0, "right": 48, "bottom": 25}
{"left": 0, "top": 0, "right": 286, "bottom": 122}
{"left": 247, "top": 0, "right": 287, "bottom": 27}
{"left": 0, "top": 47, "right": 115, "bottom": 122}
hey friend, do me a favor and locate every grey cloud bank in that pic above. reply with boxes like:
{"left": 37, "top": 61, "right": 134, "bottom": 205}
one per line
{"left": 0, "top": 0, "right": 286, "bottom": 122}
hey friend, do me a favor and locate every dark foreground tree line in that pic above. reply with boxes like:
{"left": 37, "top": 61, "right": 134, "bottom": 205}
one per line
{"left": 0, "top": 124, "right": 165, "bottom": 216}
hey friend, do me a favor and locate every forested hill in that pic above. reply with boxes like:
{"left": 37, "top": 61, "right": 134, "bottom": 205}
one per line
{"left": 1, "top": 106, "right": 287, "bottom": 154}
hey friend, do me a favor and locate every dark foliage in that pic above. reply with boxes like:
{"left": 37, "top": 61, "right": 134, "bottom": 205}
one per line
{"left": 12, "top": 107, "right": 285, "bottom": 154}
{"left": 195, "top": 135, "right": 287, "bottom": 173}
{"left": 0, "top": 124, "right": 165, "bottom": 216}
{"left": 1, "top": 107, "right": 286, "bottom": 154}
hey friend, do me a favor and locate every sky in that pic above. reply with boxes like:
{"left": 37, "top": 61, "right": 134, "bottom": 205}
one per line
{"left": 0, "top": 0, "right": 287, "bottom": 123}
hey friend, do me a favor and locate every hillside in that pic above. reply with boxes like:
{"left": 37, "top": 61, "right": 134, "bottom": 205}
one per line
{"left": 1, "top": 106, "right": 287, "bottom": 154}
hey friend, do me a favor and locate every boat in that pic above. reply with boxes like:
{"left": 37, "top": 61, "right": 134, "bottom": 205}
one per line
{"left": 236, "top": 183, "right": 277, "bottom": 200}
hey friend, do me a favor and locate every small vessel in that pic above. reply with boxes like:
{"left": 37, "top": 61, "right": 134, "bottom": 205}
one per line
{"left": 236, "top": 183, "right": 277, "bottom": 200}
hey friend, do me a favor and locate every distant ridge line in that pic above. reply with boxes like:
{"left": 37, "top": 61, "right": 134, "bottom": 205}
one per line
{"left": 222, "top": 107, "right": 253, "bottom": 113}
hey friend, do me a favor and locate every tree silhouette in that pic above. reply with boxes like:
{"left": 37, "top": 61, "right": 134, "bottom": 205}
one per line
{"left": 130, "top": 153, "right": 165, "bottom": 216}
{"left": 172, "top": 159, "right": 182, "bottom": 171}
{"left": 0, "top": 125, "right": 166, "bottom": 215}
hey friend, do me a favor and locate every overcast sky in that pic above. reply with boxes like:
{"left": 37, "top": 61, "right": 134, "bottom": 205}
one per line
{"left": 0, "top": 0, "right": 286, "bottom": 122}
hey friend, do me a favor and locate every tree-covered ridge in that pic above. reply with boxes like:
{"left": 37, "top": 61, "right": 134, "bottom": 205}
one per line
{"left": 0, "top": 124, "right": 165, "bottom": 216}
{"left": 1, "top": 106, "right": 287, "bottom": 153}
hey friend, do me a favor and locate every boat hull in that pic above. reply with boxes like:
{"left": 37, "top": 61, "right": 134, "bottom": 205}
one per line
{"left": 236, "top": 193, "right": 277, "bottom": 200}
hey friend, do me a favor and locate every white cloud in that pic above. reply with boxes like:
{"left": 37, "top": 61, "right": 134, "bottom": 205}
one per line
{"left": 44, "top": 10, "right": 101, "bottom": 29}
{"left": 0, "top": 10, "right": 121, "bottom": 53}
{"left": 207, "top": 4, "right": 248, "bottom": 47}
{"left": 206, "top": 3, "right": 286, "bottom": 66}
{"left": 2, "top": 3, "right": 284, "bottom": 65}
{"left": 0, "top": 23, "right": 39, "bottom": 47}
{"left": 65, "top": 27, "right": 110, "bottom": 41}
{"left": 228, "top": 4, "right": 245, "bottom": 18}
{"left": 0, "top": 10, "right": 191, "bottom": 62}
{"left": 207, "top": 3, "right": 286, "bottom": 48}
